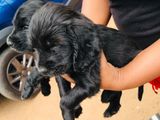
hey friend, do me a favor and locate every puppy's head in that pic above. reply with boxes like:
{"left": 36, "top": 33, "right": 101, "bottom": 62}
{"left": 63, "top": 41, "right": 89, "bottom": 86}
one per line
{"left": 7, "top": 0, "right": 46, "bottom": 52}
{"left": 28, "top": 2, "right": 100, "bottom": 76}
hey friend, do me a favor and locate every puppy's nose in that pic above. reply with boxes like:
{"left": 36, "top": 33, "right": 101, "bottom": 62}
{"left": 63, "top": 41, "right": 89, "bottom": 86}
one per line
{"left": 7, "top": 36, "right": 13, "bottom": 46}
{"left": 38, "top": 66, "right": 48, "bottom": 73}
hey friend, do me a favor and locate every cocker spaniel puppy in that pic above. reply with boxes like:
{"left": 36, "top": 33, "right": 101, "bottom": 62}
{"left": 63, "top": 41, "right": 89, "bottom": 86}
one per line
{"left": 7, "top": 0, "right": 51, "bottom": 97}
{"left": 6, "top": 0, "right": 82, "bottom": 118}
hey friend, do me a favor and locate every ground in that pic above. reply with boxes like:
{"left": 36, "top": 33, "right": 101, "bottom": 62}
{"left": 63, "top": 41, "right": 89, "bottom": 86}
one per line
{"left": 0, "top": 77, "right": 160, "bottom": 120}
{"left": 0, "top": 18, "right": 160, "bottom": 120}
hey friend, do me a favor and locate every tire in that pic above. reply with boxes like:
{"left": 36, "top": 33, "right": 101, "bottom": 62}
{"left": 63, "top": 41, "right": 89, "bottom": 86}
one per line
{"left": 0, "top": 48, "right": 39, "bottom": 101}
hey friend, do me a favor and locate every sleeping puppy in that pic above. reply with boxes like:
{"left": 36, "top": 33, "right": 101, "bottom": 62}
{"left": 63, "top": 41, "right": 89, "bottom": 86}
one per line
{"left": 7, "top": 0, "right": 51, "bottom": 97}
{"left": 23, "top": 2, "right": 144, "bottom": 120}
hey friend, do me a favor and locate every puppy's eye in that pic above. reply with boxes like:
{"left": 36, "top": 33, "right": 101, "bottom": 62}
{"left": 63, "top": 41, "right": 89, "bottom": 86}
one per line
{"left": 50, "top": 48, "right": 56, "bottom": 54}
{"left": 46, "top": 41, "right": 50, "bottom": 46}
{"left": 46, "top": 40, "right": 55, "bottom": 48}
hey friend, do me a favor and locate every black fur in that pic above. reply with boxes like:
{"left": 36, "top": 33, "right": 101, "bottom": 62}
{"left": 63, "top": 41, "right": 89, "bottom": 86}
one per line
{"left": 7, "top": 0, "right": 47, "bottom": 52}
{"left": 6, "top": 0, "right": 51, "bottom": 97}
{"left": 55, "top": 75, "right": 82, "bottom": 118}
{"left": 24, "top": 2, "right": 144, "bottom": 120}
{"left": 6, "top": 0, "right": 82, "bottom": 118}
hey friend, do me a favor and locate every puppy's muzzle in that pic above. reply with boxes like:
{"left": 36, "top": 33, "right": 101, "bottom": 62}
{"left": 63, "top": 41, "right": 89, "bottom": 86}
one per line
{"left": 7, "top": 36, "right": 14, "bottom": 46}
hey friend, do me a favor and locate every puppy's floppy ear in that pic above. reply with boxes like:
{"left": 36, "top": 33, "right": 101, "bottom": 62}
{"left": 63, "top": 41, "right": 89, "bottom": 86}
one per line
{"left": 66, "top": 24, "right": 100, "bottom": 72}
{"left": 66, "top": 25, "right": 79, "bottom": 71}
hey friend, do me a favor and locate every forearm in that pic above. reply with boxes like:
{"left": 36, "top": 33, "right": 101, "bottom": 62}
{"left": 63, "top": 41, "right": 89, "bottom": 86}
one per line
{"left": 81, "top": 0, "right": 111, "bottom": 25}
{"left": 101, "top": 39, "right": 160, "bottom": 90}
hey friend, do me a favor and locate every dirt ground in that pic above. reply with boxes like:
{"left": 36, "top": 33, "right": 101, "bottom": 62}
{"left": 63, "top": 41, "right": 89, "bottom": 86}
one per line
{"left": 0, "top": 18, "right": 160, "bottom": 120}
{"left": 0, "top": 78, "right": 160, "bottom": 120}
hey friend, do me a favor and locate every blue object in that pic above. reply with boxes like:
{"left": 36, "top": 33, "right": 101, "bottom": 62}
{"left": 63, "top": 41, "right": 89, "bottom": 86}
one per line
{"left": 0, "top": 0, "right": 68, "bottom": 30}
{"left": 53, "top": 0, "right": 68, "bottom": 3}
{"left": 0, "top": 0, "right": 26, "bottom": 29}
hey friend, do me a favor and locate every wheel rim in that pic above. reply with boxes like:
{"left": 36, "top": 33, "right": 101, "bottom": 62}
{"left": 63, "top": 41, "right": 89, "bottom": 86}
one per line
{"left": 6, "top": 52, "right": 35, "bottom": 93}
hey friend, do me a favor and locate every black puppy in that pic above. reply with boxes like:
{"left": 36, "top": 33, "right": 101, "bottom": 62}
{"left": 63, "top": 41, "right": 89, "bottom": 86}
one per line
{"left": 7, "top": 0, "right": 82, "bottom": 117}
{"left": 24, "top": 3, "right": 144, "bottom": 120}
{"left": 7, "top": 0, "right": 51, "bottom": 97}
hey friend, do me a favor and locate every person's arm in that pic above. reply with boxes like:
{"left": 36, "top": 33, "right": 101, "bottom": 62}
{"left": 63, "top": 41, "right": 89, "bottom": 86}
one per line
{"left": 81, "top": 0, "right": 111, "bottom": 25}
{"left": 80, "top": 0, "right": 160, "bottom": 90}
{"left": 100, "top": 39, "right": 160, "bottom": 90}
{"left": 62, "top": 40, "right": 160, "bottom": 90}
{"left": 62, "top": 0, "right": 160, "bottom": 91}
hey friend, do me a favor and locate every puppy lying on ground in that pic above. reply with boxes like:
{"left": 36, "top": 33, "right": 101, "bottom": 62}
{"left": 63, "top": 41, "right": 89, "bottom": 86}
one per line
{"left": 21, "top": 2, "right": 145, "bottom": 120}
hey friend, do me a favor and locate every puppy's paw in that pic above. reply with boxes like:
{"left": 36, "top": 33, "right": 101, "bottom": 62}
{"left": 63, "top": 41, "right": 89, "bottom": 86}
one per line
{"left": 104, "top": 103, "right": 121, "bottom": 117}
{"left": 21, "top": 86, "right": 34, "bottom": 100}
{"left": 40, "top": 78, "right": 51, "bottom": 96}
{"left": 74, "top": 105, "right": 82, "bottom": 118}
{"left": 21, "top": 76, "right": 35, "bottom": 100}
{"left": 101, "top": 90, "right": 117, "bottom": 103}
{"left": 41, "top": 84, "right": 51, "bottom": 96}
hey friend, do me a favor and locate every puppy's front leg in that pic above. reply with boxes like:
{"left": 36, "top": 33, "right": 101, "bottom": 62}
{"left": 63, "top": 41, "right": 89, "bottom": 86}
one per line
{"left": 40, "top": 77, "right": 51, "bottom": 96}
{"left": 60, "top": 75, "right": 100, "bottom": 120}
{"left": 55, "top": 75, "right": 82, "bottom": 118}
{"left": 55, "top": 75, "right": 71, "bottom": 97}
{"left": 21, "top": 68, "right": 42, "bottom": 99}
{"left": 21, "top": 67, "right": 51, "bottom": 99}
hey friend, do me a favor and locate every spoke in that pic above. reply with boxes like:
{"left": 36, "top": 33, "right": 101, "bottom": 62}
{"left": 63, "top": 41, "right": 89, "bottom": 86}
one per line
{"left": 11, "top": 58, "right": 23, "bottom": 72}
{"left": 10, "top": 76, "right": 21, "bottom": 84}
{"left": 19, "top": 77, "right": 26, "bottom": 91}
{"left": 22, "top": 54, "right": 26, "bottom": 67}
{"left": 8, "top": 71, "right": 20, "bottom": 76}
{"left": 7, "top": 75, "right": 13, "bottom": 82}
{"left": 27, "top": 56, "right": 33, "bottom": 68}
{"left": 19, "top": 81, "right": 23, "bottom": 91}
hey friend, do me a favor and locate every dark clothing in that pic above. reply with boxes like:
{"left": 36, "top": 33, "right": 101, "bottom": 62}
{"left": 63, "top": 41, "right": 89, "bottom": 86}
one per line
{"left": 109, "top": 0, "right": 160, "bottom": 49}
